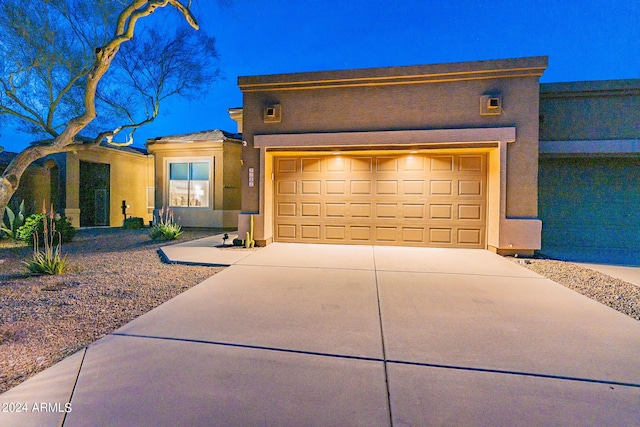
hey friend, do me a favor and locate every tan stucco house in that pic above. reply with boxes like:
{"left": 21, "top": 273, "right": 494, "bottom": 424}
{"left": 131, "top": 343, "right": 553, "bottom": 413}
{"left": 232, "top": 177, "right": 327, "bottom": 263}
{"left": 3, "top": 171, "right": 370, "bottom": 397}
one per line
{"left": 43, "top": 141, "right": 154, "bottom": 228}
{"left": 233, "top": 56, "right": 639, "bottom": 262}
{"left": 146, "top": 129, "right": 243, "bottom": 228}
{"left": 1, "top": 151, "right": 51, "bottom": 213}
{"left": 235, "top": 56, "right": 548, "bottom": 255}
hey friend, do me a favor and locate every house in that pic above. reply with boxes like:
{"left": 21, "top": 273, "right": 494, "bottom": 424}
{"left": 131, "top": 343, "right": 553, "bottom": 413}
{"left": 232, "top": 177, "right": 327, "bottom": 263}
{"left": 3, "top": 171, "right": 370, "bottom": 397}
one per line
{"left": 538, "top": 79, "right": 640, "bottom": 264}
{"left": 235, "top": 57, "right": 547, "bottom": 256}
{"left": 0, "top": 151, "right": 51, "bottom": 213}
{"left": 233, "top": 56, "right": 639, "bottom": 263}
{"left": 43, "top": 140, "right": 154, "bottom": 228}
{"left": 146, "top": 129, "right": 243, "bottom": 228}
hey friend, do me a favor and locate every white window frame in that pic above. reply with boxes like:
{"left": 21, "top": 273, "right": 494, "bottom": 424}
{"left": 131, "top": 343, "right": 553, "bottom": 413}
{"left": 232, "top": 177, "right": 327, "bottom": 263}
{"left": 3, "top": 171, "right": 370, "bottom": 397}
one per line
{"left": 165, "top": 158, "right": 213, "bottom": 209}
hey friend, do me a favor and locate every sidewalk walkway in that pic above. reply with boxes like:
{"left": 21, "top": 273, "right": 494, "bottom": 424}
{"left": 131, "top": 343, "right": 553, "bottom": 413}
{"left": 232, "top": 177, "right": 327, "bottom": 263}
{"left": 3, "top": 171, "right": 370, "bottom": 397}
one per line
{"left": 2, "top": 236, "right": 639, "bottom": 426}
{"left": 576, "top": 262, "right": 640, "bottom": 287}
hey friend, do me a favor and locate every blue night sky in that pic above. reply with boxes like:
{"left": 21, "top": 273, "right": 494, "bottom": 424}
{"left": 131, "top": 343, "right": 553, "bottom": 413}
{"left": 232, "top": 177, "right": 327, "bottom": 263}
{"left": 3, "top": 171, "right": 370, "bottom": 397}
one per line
{"left": 1, "top": 0, "right": 639, "bottom": 152}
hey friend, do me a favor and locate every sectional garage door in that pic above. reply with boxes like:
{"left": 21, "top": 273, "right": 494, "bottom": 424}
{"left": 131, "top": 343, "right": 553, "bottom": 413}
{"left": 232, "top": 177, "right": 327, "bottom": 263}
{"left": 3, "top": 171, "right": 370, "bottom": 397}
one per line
{"left": 273, "top": 153, "right": 487, "bottom": 248}
{"left": 539, "top": 157, "right": 640, "bottom": 264}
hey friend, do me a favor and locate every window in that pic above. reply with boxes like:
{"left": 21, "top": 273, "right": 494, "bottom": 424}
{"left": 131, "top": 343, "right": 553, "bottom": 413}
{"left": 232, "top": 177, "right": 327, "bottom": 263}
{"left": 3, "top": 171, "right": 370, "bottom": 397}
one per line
{"left": 169, "top": 161, "right": 210, "bottom": 207}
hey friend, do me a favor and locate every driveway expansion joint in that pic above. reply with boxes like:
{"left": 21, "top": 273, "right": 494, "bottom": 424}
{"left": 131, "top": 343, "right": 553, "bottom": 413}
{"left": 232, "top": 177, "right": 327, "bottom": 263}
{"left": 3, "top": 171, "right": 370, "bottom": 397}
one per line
{"left": 109, "top": 332, "right": 384, "bottom": 363}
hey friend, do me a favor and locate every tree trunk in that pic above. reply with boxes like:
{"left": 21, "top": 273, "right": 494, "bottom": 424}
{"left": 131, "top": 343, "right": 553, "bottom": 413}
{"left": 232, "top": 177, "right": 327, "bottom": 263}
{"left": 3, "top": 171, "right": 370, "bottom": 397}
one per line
{"left": 0, "top": 1, "right": 200, "bottom": 224}
{"left": 0, "top": 143, "right": 67, "bottom": 222}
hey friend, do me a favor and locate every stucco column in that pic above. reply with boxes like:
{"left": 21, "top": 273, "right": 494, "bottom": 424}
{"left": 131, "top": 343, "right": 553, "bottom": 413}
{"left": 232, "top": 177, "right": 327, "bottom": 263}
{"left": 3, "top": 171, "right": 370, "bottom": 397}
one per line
{"left": 63, "top": 153, "right": 81, "bottom": 228}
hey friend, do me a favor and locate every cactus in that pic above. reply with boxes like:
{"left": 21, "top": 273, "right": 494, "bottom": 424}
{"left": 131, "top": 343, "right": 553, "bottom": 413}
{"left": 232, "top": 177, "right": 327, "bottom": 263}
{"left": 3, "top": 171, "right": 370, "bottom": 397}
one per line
{"left": 245, "top": 214, "right": 255, "bottom": 248}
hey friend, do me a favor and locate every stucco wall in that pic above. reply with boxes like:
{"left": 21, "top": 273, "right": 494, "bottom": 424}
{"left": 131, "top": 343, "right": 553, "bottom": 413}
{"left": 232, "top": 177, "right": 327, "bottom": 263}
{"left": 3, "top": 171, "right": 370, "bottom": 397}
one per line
{"left": 148, "top": 140, "right": 241, "bottom": 228}
{"left": 540, "top": 80, "right": 640, "bottom": 141}
{"left": 70, "top": 148, "right": 153, "bottom": 227}
{"left": 1, "top": 163, "right": 50, "bottom": 212}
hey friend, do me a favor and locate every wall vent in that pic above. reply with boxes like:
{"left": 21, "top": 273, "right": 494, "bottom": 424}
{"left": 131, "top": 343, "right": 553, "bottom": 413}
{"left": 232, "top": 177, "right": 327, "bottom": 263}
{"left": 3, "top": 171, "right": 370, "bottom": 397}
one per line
{"left": 263, "top": 104, "right": 282, "bottom": 123}
{"left": 480, "top": 94, "right": 502, "bottom": 116}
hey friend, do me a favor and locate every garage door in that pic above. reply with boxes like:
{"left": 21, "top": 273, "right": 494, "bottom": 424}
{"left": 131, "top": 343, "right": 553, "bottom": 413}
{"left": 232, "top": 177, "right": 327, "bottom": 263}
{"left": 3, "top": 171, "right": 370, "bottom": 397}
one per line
{"left": 539, "top": 157, "right": 640, "bottom": 264}
{"left": 273, "top": 153, "right": 487, "bottom": 248}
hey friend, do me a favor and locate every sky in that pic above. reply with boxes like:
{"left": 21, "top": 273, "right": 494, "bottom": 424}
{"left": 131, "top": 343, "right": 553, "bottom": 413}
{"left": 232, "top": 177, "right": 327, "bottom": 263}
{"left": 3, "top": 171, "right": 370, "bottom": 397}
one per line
{"left": 1, "top": 0, "right": 639, "bottom": 152}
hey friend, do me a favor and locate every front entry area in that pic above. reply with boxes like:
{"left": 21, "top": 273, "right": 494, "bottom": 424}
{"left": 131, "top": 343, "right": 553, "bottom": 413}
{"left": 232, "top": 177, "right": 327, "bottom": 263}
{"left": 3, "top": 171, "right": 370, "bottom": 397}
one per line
{"left": 273, "top": 152, "right": 487, "bottom": 248}
{"left": 79, "top": 161, "right": 110, "bottom": 227}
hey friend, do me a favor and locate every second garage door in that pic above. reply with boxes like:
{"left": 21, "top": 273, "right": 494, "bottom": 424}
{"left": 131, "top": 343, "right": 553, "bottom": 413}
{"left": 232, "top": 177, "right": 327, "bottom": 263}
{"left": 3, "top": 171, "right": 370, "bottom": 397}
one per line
{"left": 273, "top": 152, "right": 487, "bottom": 248}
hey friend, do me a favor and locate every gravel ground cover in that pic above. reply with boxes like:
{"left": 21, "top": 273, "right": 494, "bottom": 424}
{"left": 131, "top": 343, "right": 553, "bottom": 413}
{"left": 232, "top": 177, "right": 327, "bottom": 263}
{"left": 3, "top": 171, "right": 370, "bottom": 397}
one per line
{"left": 509, "top": 257, "right": 640, "bottom": 321}
{"left": 0, "top": 227, "right": 224, "bottom": 394}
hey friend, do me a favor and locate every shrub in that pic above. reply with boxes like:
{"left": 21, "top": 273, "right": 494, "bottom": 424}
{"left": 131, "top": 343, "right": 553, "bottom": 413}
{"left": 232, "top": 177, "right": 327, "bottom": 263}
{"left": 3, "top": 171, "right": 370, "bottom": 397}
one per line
{"left": 17, "top": 213, "right": 44, "bottom": 243}
{"left": 150, "top": 208, "right": 182, "bottom": 241}
{"left": 123, "top": 217, "right": 144, "bottom": 229}
{"left": 23, "top": 210, "right": 68, "bottom": 275}
{"left": 1, "top": 200, "right": 26, "bottom": 239}
{"left": 18, "top": 213, "right": 75, "bottom": 246}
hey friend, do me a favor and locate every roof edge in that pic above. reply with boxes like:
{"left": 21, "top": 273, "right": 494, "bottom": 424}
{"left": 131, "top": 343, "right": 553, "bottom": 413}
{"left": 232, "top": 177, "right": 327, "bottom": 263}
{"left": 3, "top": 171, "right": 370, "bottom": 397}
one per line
{"left": 238, "top": 56, "right": 549, "bottom": 92}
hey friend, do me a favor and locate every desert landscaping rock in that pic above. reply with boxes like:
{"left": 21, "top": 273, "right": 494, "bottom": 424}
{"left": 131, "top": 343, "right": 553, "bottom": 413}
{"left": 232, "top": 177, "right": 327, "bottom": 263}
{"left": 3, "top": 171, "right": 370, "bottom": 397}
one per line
{"left": 0, "top": 228, "right": 223, "bottom": 393}
{"left": 510, "top": 257, "right": 639, "bottom": 321}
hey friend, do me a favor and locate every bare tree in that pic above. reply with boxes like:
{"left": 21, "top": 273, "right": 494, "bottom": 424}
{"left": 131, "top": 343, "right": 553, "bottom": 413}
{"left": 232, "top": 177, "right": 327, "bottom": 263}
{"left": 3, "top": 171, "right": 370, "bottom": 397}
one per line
{"left": 0, "top": 0, "right": 220, "bottom": 220}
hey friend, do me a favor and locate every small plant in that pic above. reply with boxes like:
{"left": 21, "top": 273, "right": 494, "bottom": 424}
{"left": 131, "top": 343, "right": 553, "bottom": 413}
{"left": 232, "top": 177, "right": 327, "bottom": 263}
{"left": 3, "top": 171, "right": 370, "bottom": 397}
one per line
{"left": 123, "top": 216, "right": 144, "bottom": 229}
{"left": 245, "top": 214, "right": 255, "bottom": 248}
{"left": 150, "top": 207, "right": 182, "bottom": 241}
{"left": 18, "top": 213, "right": 75, "bottom": 246}
{"left": 23, "top": 205, "right": 68, "bottom": 275}
{"left": 1, "top": 200, "right": 26, "bottom": 239}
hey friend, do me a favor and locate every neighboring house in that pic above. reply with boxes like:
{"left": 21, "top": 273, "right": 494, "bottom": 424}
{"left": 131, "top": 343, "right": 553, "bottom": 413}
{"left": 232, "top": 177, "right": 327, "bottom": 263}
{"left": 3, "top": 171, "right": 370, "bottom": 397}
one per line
{"left": 538, "top": 80, "right": 640, "bottom": 264}
{"left": 43, "top": 140, "right": 154, "bottom": 228}
{"left": 146, "top": 130, "right": 243, "bottom": 228}
{"left": 0, "top": 151, "right": 51, "bottom": 213}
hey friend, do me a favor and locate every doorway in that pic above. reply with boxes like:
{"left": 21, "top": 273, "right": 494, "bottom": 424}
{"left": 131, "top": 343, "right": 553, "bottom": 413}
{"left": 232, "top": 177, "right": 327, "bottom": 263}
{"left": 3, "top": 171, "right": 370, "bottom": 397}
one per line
{"left": 80, "top": 161, "right": 110, "bottom": 226}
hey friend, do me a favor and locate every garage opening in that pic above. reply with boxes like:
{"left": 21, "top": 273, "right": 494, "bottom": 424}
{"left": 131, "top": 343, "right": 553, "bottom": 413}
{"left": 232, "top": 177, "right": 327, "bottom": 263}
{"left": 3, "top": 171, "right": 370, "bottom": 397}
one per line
{"left": 273, "top": 152, "right": 487, "bottom": 248}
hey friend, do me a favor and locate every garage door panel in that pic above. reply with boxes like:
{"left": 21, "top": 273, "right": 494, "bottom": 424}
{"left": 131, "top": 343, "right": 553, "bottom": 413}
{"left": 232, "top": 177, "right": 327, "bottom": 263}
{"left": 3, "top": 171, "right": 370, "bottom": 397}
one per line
{"left": 403, "top": 180, "right": 425, "bottom": 195}
{"left": 276, "top": 158, "right": 297, "bottom": 173}
{"left": 402, "top": 204, "right": 425, "bottom": 219}
{"left": 458, "top": 180, "right": 483, "bottom": 196}
{"left": 277, "top": 202, "right": 296, "bottom": 217}
{"left": 351, "top": 180, "right": 372, "bottom": 195}
{"left": 376, "top": 180, "right": 398, "bottom": 195}
{"left": 301, "top": 158, "right": 322, "bottom": 172}
{"left": 277, "top": 180, "right": 297, "bottom": 195}
{"left": 351, "top": 226, "right": 371, "bottom": 241}
{"left": 327, "top": 157, "right": 348, "bottom": 172}
{"left": 326, "top": 203, "right": 346, "bottom": 217}
{"left": 277, "top": 224, "right": 297, "bottom": 239}
{"left": 274, "top": 153, "right": 486, "bottom": 248}
{"left": 430, "top": 180, "right": 453, "bottom": 195}
{"left": 458, "top": 228, "right": 482, "bottom": 245}
{"left": 301, "top": 225, "right": 321, "bottom": 240}
{"left": 351, "top": 157, "right": 373, "bottom": 172}
{"left": 459, "top": 204, "right": 483, "bottom": 220}
{"left": 325, "top": 180, "right": 346, "bottom": 194}
{"left": 301, "top": 180, "right": 321, "bottom": 195}
{"left": 458, "top": 155, "right": 484, "bottom": 171}
{"left": 376, "top": 203, "right": 398, "bottom": 218}
{"left": 301, "top": 203, "right": 321, "bottom": 217}
{"left": 402, "top": 227, "right": 425, "bottom": 243}
{"left": 431, "top": 156, "right": 454, "bottom": 171}
{"left": 404, "top": 156, "right": 425, "bottom": 171}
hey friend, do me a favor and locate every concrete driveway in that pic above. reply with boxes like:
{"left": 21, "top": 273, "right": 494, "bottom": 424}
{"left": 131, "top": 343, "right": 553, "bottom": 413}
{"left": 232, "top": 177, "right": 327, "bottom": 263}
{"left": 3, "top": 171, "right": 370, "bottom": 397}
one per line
{"left": 2, "top": 241, "right": 639, "bottom": 426}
